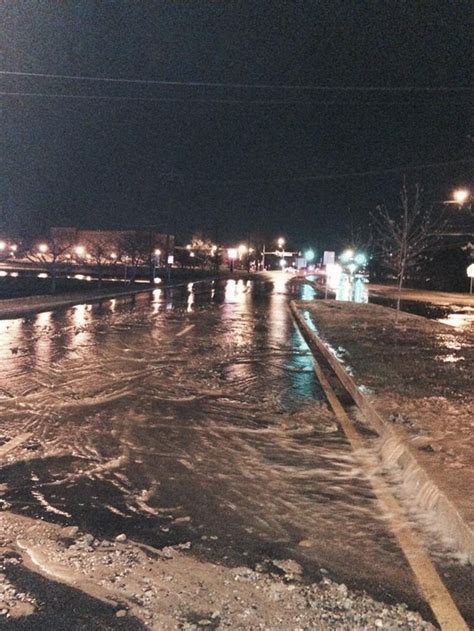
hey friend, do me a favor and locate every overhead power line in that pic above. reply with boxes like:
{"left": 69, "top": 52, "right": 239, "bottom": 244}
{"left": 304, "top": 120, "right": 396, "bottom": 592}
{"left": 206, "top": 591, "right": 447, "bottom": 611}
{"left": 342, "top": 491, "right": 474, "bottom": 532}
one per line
{"left": 0, "top": 69, "right": 472, "bottom": 92}
{"left": 0, "top": 90, "right": 469, "bottom": 106}
{"left": 0, "top": 90, "right": 332, "bottom": 105}
{"left": 192, "top": 158, "right": 473, "bottom": 185}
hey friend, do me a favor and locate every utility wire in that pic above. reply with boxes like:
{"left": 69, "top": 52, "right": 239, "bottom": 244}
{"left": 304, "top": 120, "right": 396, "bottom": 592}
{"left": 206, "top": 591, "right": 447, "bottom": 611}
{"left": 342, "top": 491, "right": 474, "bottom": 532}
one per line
{"left": 0, "top": 69, "right": 472, "bottom": 92}
{"left": 191, "top": 158, "right": 473, "bottom": 185}
{"left": 0, "top": 90, "right": 469, "bottom": 106}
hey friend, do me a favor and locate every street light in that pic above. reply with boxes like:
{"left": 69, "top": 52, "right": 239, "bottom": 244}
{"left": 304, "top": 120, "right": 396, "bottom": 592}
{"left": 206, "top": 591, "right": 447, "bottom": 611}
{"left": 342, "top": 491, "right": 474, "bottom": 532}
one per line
{"left": 347, "top": 262, "right": 357, "bottom": 275}
{"left": 38, "top": 243, "right": 48, "bottom": 253}
{"left": 453, "top": 188, "right": 470, "bottom": 205}
{"left": 75, "top": 245, "right": 85, "bottom": 257}
{"left": 354, "top": 253, "right": 367, "bottom": 266}
{"left": 340, "top": 249, "right": 354, "bottom": 262}
{"left": 0, "top": 241, "right": 5, "bottom": 251}
{"left": 227, "top": 248, "right": 237, "bottom": 273}
{"left": 277, "top": 237, "right": 285, "bottom": 248}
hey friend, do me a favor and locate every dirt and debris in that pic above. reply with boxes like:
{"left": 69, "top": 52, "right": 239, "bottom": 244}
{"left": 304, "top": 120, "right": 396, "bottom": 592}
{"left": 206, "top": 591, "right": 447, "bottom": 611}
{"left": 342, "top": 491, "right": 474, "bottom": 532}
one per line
{"left": 0, "top": 511, "right": 436, "bottom": 629}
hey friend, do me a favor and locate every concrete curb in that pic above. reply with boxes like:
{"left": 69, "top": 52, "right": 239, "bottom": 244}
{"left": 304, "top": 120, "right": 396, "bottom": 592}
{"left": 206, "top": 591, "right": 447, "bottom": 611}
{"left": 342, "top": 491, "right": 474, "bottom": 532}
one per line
{"left": 290, "top": 300, "right": 474, "bottom": 564}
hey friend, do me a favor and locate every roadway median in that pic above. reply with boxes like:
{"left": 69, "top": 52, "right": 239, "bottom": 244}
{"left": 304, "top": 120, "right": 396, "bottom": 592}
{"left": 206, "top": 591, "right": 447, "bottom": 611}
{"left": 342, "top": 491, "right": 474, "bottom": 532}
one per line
{"left": 290, "top": 299, "right": 474, "bottom": 565}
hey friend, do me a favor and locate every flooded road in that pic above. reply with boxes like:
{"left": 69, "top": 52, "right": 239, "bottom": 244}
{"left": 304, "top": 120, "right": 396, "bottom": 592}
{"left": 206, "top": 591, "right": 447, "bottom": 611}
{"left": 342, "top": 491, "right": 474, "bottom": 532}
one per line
{"left": 0, "top": 275, "right": 470, "bottom": 621}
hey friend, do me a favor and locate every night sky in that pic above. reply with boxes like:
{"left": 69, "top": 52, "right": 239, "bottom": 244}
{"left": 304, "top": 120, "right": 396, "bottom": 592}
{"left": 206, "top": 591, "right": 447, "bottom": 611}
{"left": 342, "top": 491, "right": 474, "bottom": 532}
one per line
{"left": 1, "top": 2, "right": 472, "bottom": 249}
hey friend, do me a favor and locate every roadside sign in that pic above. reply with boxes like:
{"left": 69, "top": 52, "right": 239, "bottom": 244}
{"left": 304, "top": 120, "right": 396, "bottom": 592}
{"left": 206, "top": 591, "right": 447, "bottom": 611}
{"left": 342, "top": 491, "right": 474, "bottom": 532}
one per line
{"left": 296, "top": 257, "right": 306, "bottom": 269}
{"left": 323, "top": 250, "right": 335, "bottom": 266}
{"left": 468, "top": 263, "right": 474, "bottom": 294}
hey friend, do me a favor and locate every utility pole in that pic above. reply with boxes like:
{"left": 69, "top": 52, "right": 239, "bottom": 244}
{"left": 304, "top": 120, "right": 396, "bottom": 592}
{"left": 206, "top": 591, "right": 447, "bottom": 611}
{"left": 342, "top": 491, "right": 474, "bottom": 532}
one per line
{"left": 246, "top": 233, "right": 251, "bottom": 272}
{"left": 213, "top": 215, "right": 220, "bottom": 272}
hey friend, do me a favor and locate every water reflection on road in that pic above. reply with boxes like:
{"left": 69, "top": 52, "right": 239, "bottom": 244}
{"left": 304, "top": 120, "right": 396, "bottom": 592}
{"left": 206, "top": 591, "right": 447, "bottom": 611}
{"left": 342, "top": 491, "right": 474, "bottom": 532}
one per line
{"left": 0, "top": 275, "right": 441, "bottom": 610}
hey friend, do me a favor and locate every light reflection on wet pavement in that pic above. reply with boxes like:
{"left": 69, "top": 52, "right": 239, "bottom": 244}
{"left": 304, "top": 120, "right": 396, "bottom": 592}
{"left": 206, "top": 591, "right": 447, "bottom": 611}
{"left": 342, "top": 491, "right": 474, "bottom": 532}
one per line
{"left": 0, "top": 276, "right": 469, "bottom": 614}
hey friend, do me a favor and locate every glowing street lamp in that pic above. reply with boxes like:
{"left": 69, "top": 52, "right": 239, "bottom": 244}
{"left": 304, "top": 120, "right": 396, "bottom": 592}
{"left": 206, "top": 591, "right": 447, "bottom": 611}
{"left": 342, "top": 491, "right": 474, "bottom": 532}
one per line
{"left": 453, "top": 188, "right": 470, "bottom": 205}
{"left": 150, "top": 249, "right": 162, "bottom": 283}
{"left": 238, "top": 244, "right": 248, "bottom": 256}
{"left": 38, "top": 243, "right": 48, "bottom": 253}
{"left": 0, "top": 241, "right": 6, "bottom": 251}
{"left": 75, "top": 245, "right": 85, "bottom": 257}
{"left": 354, "top": 253, "right": 367, "bottom": 266}
{"left": 347, "top": 262, "right": 357, "bottom": 275}
{"left": 340, "top": 249, "right": 354, "bottom": 263}
{"left": 277, "top": 237, "right": 285, "bottom": 249}
{"left": 227, "top": 247, "right": 238, "bottom": 273}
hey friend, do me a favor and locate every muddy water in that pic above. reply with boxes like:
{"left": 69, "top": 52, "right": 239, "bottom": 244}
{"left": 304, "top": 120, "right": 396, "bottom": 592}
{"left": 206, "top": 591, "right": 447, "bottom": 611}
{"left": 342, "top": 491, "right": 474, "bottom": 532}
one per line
{"left": 0, "top": 275, "right": 467, "bottom": 618}
{"left": 369, "top": 295, "right": 474, "bottom": 329}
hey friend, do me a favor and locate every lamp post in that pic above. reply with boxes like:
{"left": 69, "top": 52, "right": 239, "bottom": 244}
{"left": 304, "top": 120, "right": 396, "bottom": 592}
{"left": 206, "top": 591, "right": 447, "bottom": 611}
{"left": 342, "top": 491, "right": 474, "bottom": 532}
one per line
{"left": 277, "top": 237, "right": 285, "bottom": 271}
{"left": 227, "top": 248, "right": 237, "bottom": 273}
{"left": 238, "top": 244, "right": 247, "bottom": 270}
{"left": 150, "top": 248, "right": 161, "bottom": 284}
{"left": 436, "top": 188, "right": 472, "bottom": 215}
{"left": 123, "top": 255, "right": 129, "bottom": 282}
{"left": 337, "top": 249, "right": 368, "bottom": 301}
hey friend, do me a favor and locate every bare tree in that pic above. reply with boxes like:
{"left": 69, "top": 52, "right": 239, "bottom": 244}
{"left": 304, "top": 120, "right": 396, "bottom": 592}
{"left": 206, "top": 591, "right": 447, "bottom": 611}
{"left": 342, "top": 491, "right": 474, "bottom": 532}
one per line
{"left": 80, "top": 236, "right": 113, "bottom": 289}
{"left": 371, "top": 180, "right": 444, "bottom": 322}
{"left": 343, "top": 206, "right": 374, "bottom": 253}
{"left": 27, "top": 236, "right": 72, "bottom": 294}
{"left": 190, "top": 233, "right": 214, "bottom": 269}
{"left": 118, "top": 232, "right": 152, "bottom": 282}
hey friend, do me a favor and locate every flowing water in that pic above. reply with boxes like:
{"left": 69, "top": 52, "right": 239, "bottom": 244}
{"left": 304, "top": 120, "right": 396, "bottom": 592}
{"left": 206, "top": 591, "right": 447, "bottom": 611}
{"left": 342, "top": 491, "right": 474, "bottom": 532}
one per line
{"left": 0, "top": 274, "right": 471, "bottom": 621}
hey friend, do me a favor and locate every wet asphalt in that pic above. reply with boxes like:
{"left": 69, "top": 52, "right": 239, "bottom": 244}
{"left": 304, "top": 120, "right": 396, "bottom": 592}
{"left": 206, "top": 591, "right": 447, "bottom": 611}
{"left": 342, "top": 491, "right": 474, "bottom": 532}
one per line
{"left": 0, "top": 275, "right": 472, "bottom": 626}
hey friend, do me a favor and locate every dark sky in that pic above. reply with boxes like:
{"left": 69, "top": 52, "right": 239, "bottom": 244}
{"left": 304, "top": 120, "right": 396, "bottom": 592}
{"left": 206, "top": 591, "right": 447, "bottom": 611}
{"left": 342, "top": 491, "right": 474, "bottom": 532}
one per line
{"left": 1, "top": 1, "right": 472, "bottom": 248}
